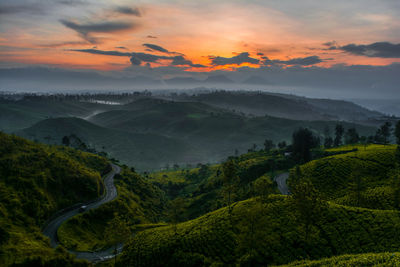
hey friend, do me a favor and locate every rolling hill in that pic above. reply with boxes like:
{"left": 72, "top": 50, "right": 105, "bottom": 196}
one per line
{"left": 119, "top": 196, "right": 400, "bottom": 266}
{"left": 0, "top": 96, "right": 116, "bottom": 132}
{"left": 17, "top": 117, "right": 197, "bottom": 171}
{"left": 89, "top": 98, "right": 376, "bottom": 167}
{"left": 176, "top": 91, "right": 384, "bottom": 123}
{"left": 0, "top": 132, "right": 110, "bottom": 265}
{"left": 293, "top": 144, "right": 399, "bottom": 210}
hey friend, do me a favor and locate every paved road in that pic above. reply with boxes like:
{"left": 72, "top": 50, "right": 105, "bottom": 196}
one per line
{"left": 42, "top": 163, "right": 121, "bottom": 262}
{"left": 274, "top": 172, "right": 289, "bottom": 195}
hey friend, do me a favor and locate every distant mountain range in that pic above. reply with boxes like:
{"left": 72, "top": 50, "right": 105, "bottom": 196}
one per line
{"left": 0, "top": 67, "right": 278, "bottom": 88}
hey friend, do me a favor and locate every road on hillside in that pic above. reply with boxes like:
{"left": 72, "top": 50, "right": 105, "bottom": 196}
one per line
{"left": 42, "top": 163, "right": 121, "bottom": 262}
{"left": 274, "top": 172, "right": 289, "bottom": 195}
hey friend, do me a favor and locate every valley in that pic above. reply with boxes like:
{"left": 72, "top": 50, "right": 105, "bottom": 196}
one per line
{"left": 1, "top": 90, "right": 400, "bottom": 266}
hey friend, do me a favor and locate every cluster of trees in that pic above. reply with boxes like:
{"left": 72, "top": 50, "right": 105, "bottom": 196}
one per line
{"left": 1, "top": 91, "right": 153, "bottom": 103}
{"left": 324, "top": 121, "right": 400, "bottom": 148}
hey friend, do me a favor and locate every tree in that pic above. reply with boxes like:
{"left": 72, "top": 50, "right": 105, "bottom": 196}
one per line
{"left": 395, "top": 121, "right": 400, "bottom": 145}
{"left": 222, "top": 160, "right": 239, "bottom": 213}
{"left": 324, "top": 137, "right": 333, "bottom": 148}
{"left": 382, "top": 122, "right": 392, "bottom": 144}
{"left": 292, "top": 128, "right": 320, "bottom": 163}
{"left": 334, "top": 124, "right": 344, "bottom": 147}
{"left": 376, "top": 122, "right": 392, "bottom": 144}
{"left": 278, "top": 141, "right": 287, "bottom": 149}
{"left": 253, "top": 176, "right": 274, "bottom": 202}
{"left": 105, "top": 214, "right": 131, "bottom": 266}
{"left": 263, "top": 139, "right": 274, "bottom": 152}
{"left": 345, "top": 128, "right": 359, "bottom": 144}
{"left": 290, "top": 178, "right": 323, "bottom": 240}
{"left": 61, "top": 136, "right": 70, "bottom": 146}
{"left": 168, "top": 197, "right": 186, "bottom": 234}
{"left": 236, "top": 201, "right": 267, "bottom": 264}
{"left": 359, "top": 136, "right": 368, "bottom": 150}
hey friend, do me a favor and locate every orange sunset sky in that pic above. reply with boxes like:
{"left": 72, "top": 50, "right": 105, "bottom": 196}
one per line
{"left": 1, "top": 0, "right": 400, "bottom": 73}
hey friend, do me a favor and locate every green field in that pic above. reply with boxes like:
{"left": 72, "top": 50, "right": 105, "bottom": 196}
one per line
{"left": 119, "top": 196, "right": 400, "bottom": 266}
{"left": 0, "top": 132, "right": 109, "bottom": 265}
{"left": 294, "top": 144, "right": 398, "bottom": 210}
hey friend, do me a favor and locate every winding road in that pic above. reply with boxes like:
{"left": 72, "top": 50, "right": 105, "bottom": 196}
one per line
{"left": 274, "top": 172, "right": 289, "bottom": 195}
{"left": 42, "top": 163, "right": 121, "bottom": 262}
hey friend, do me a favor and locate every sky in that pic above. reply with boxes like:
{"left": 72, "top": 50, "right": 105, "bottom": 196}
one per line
{"left": 1, "top": 0, "right": 400, "bottom": 98}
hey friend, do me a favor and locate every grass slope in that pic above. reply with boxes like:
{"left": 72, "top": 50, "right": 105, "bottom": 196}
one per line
{"left": 148, "top": 150, "right": 290, "bottom": 219}
{"left": 181, "top": 91, "right": 382, "bottom": 123}
{"left": 0, "top": 97, "right": 114, "bottom": 132}
{"left": 280, "top": 252, "right": 400, "bottom": 266}
{"left": 18, "top": 117, "right": 195, "bottom": 171}
{"left": 119, "top": 196, "right": 400, "bottom": 266}
{"left": 295, "top": 144, "right": 398, "bottom": 210}
{"left": 57, "top": 167, "right": 166, "bottom": 251}
{"left": 90, "top": 98, "right": 376, "bottom": 167}
{"left": 0, "top": 132, "right": 109, "bottom": 265}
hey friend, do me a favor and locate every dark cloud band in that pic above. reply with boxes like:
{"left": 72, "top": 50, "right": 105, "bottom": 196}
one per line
{"left": 210, "top": 52, "right": 259, "bottom": 66}
{"left": 70, "top": 48, "right": 205, "bottom": 67}
{"left": 269, "top": 56, "right": 323, "bottom": 66}
{"left": 115, "top": 6, "right": 141, "bottom": 16}
{"left": 340, "top": 42, "right": 400, "bottom": 58}
{"left": 60, "top": 19, "right": 139, "bottom": 43}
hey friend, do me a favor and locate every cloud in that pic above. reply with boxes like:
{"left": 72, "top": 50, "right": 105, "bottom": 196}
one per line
{"left": 171, "top": 56, "right": 206, "bottom": 68}
{"left": 322, "top": 40, "right": 338, "bottom": 50}
{"left": 114, "top": 6, "right": 141, "bottom": 16}
{"left": 58, "top": 0, "right": 87, "bottom": 6}
{"left": 147, "top": 35, "right": 157, "bottom": 39}
{"left": 210, "top": 52, "right": 260, "bottom": 66}
{"left": 70, "top": 48, "right": 204, "bottom": 67}
{"left": 264, "top": 56, "right": 323, "bottom": 66}
{"left": 70, "top": 48, "right": 132, "bottom": 57}
{"left": 40, "top": 41, "right": 88, "bottom": 48}
{"left": 130, "top": 56, "right": 142, "bottom": 65}
{"left": 0, "top": 4, "right": 44, "bottom": 15}
{"left": 60, "top": 19, "right": 138, "bottom": 43}
{"left": 340, "top": 42, "right": 400, "bottom": 58}
{"left": 115, "top": 46, "right": 127, "bottom": 50}
{"left": 143, "top": 43, "right": 170, "bottom": 53}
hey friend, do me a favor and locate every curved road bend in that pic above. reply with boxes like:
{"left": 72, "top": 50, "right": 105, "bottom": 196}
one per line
{"left": 42, "top": 163, "right": 121, "bottom": 262}
{"left": 274, "top": 172, "right": 289, "bottom": 195}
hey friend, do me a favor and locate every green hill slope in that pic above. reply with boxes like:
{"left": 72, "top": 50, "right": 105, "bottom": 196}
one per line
{"left": 0, "top": 132, "right": 109, "bottom": 265}
{"left": 179, "top": 91, "right": 382, "bottom": 123}
{"left": 280, "top": 252, "right": 400, "bottom": 266}
{"left": 0, "top": 97, "right": 115, "bottom": 132}
{"left": 90, "top": 98, "right": 376, "bottom": 166}
{"left": 57, "top": 167, "right": 166, "bottom": 251}
{"left": 148, "top": 150, "right": 291, "bottom": 219}
{"left": 119, "top": 196, "right": 400, "bottom": 266}
{"left": 18, "top": 117, "right": 196, "bottom": 171}
{"left": 294, "top": 144, "right": 399, "bottom": 210}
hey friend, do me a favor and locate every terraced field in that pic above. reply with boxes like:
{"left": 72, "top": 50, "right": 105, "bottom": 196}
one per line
{"left": 294, "top": 144, "right": 398, "bottom": 209}
{"left": 119, "top": 196, "right": 400, "bottom": 266}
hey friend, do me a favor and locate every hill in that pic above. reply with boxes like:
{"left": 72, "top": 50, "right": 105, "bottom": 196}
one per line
{"left": 177, "top": 91, "right": 383, "bottom": 123}
{"left": 281, "top": 252, "right": 400, "bottom": 266}
{"left": 294, "top": 144, "right": 399, "bottom": 210}
{"left": 147, "top": 149, "right": 291, "bottom": 219}
{"left": 57, "top": 167, "right": 166, "bottom": 251}
{"left": 17, "top": 117, "right": 196, "bottom": 171}
{"left": 0, "top": 96, "right": 115, "bottom": 132}
{"left": 0, "top": 132, "right": 110, "bottom": 265}
{"left": 89, "top": 98, "right": 376, "bottom": 167}
{"left": 119, "top": 196, "right": 400, "bottom": 266}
